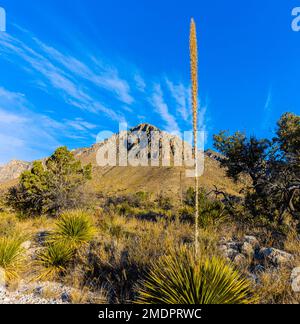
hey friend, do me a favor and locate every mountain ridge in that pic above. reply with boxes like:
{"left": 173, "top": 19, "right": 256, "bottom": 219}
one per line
{"left": 0, "top": 160, "right": 32, "bottom": 184}
{"left": 0, "top": 124, "right": 237, "bottom": 196}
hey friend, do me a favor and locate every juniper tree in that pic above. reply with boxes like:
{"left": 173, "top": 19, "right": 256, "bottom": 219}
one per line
{"left": 213, "top": 113, "right": 300, "bottom": 225}
{"left": 8, "top": 147, "right": 92, "bottom": 216}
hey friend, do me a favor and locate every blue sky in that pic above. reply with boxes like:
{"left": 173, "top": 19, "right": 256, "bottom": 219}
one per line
{"left": 0, "top": 0, "right": 299, "bottom": 164}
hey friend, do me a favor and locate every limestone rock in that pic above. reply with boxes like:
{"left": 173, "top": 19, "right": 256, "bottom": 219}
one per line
{"left": 259, "top": 248, "right": 294, "bottom": 266}
{"left": 244, "top": 236, "right": 260, "bottom": 249}
{"left": 241, "top": 242, "right": 255, "bottom": 257}
{"left": 222, "top": 248, "right": 239, "bottom": 260}
{"left": 233, "top": 254, "right": 247, "bottom": 266}
{"left": 21, "top": 241, "right": 32, "bottom": 250}
{"left": 0, "top": 268, "right": 6, "bottom": 292}
{"left": 0, "top": 160, "right": 32, "bottom": 183}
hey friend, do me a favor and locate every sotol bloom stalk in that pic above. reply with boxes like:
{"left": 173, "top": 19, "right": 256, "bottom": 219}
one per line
{"left": 190, "top": 18, "right": 199, "bottom": 255}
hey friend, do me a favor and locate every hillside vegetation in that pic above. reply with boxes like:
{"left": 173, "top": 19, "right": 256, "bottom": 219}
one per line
{"left": 0, "top": 113, "right": 299, "bottom": 304}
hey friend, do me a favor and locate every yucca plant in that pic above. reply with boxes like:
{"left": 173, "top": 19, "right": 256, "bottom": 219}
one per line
{"left": 36, "top": 242, "right": 74, "bottom": 280}
{"left": 0, "top": 236, "right": 26, "bottom": 281}
{"left": 190, "top": 18, "right": 200, "bottom": 254}
{"left": 53, "top": 210, "right": 96, "bottom": 249}
{"left": 136, "top": 247, "right": 255, "bottom": 304}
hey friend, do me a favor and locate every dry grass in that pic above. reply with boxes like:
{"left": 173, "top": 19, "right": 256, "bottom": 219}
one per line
{"left": 255, "top": 267, "right": 300, "bottom": 304}
{"left": 0, "top": 194, "right": 299, "bottom": 304}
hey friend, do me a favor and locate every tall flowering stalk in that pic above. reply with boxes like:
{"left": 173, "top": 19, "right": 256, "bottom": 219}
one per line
{"left": 190, "top": 18, "right": 199, "bottom": 255}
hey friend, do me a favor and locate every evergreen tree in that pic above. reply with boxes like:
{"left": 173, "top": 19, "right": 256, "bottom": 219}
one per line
{"left": 8, "top": 147, "right": 92, "bottom": 216}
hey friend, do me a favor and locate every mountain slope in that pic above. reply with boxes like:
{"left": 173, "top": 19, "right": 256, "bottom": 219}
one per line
{"left": 0, "top": 160, "right": 32, "bottom": 184}
{"left": 0, "top": 124, "right": 241, "bottom": 196}
{"left": 74, "top": 124, "right": 240, "bottom": 196}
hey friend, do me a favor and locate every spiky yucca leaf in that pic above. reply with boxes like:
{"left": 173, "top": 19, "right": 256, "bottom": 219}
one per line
{"left": 53, "top": 210, "right": 96, "bottom": 249}
{"left": 0, "top": 236, "right": 26, "bottom": 280}
{"left": 37, "top": 242, "right": 74, "bottom": 280}
{"left": 136, "top": 247, "right": 255, "bottom": 304}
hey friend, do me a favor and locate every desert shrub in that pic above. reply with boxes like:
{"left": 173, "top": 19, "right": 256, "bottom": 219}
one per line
{"left": 183, "top": 188, "right": 227, "bottom": 227}
{"left": 0, "top": 236, "right": 26, "bottom": 280}
{"left": 116, "top": 202, "right": 134, "bottom": 216}
{"left": 135, "top": 191, "right": 150, "bottom": 202}
{"left": 84, "top": 238, "right": 139, "bottom": 303}
{"left": 99, "top": 215, "right": 135, "bottom": 240}
{"left": 135, "top": 208, "right": 174, "bottom": 222}
{"left": 106, "top": 192, "right": 159, "bottom": 214}
{"left": 0, "top": 191, "right": 8, "bottom": 213}
{"left": 213, "top": 112, "right": 300, "bottom": 226}
{"left": 178, "top": 206, "right": 195, "bottom": 224}
{"left": 7, "top": 147, "right": 92, "bottom": 216}
{"left": 115, "top": 201, "right": 174, "bottom": 222}
{"left": 200, "top": 200, "right": 227, "bottom": 228}
{"left": 83, "top": 216, "right": 193, "bottom": 303}
{"left": 197, "top": 228, "right": 220, "bottom": 256}
{"left": 136, "top": 247, "right": 255, "bottom": 304}
{"left": 156, "top": 194, "right": 173, "bottom": 210}
{"left": 185, "top": 187, "right": 196, "bottom": 207}
{"left": 37, "top": 242, "right": 74, "bottom": 280}
{"left": 53, "top": 210, "right": 96, "bottom": 249}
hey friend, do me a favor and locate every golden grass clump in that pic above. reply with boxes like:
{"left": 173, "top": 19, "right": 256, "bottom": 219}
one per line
{"left": 0, "top": 236, "right": 26, "bottom": 281}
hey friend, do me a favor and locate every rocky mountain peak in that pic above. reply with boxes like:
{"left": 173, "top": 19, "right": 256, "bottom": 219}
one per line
{"left": 129, "top": 123, "right": 160, "bottom": 134}
{"left": 0, "top": 160, "right": 32, "bottom": 183}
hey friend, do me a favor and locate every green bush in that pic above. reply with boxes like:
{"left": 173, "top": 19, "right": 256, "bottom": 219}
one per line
{"left": 53, "top": 210, "right": 96, "bottom": 249}
{"left": 213, "top": 113, "right": 300, "bottom": 226}
{"left": 156, "top": 194, "right": 173, "bottom": 210}
{"left": 136, "top": 247, "right": 255, "bottom": 304}
{"left": 178, "top": 206, "right": 194, "bottom": 224}
{"left": 183, "top": 188, "right": 227, "bottom": 227}
{"left": 7, "top": 147, "right": 92, "bottom": 216}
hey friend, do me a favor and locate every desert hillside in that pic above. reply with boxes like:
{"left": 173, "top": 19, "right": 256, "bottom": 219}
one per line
{"left": 0, "top": 124, "right": 240, "bottom": 198}
{"left": 0, "top": 114, "right": 299, "bottom": 306}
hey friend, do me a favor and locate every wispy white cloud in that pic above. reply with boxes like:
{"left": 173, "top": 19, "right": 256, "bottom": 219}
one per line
{"left": 134, "top": 73, "right": 147, "bottom": 92}
{"left": 0, "top": 87, "right": 100, "bottom": 163}
{"left": 165, "top": 79, "right": 191, "bottom": 122}
{"left": 0, "top": 24, "right": 212, "bottom": 161}
{"left": 264, "top": 90, "right": 272, "bottom": 110}
{"left": 0, "top": 30, "right": 130, "bottom": 121}
{"left": 65, "top": 118, "right": 97, "bottom": 132}
{"left": 0, "top": 109, "right": 27, "bottom": 124}
{"left": 150, "top": 84, "right": 180, "bottom": 133}
{"left": 0, "top": 90, "right": 59, "bottom": 163}
{"left": 0, "top": 87, "right": 21, "bottom": 103}
{"left": 34, "top": 39, "right": 135, "bottom": 105}
{"left": 199, "top": 101, "right": 208, "bottom": 131}
{"left": 262, "top": 87, "right": 273, "bottom": 131}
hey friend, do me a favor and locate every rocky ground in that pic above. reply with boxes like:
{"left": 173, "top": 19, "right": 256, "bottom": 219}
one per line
{"left": 0, "top": 290, "right": 65, "bottom": 304}
{"left": 0, "top": 279, "right": 104, "bottom": 304}
{"left": 220, "top": 235, "right": 295, "bottom": 282}
{"left": 0, "top": 234, "right": 297, "bottom": 304}
{"left": 0, "top": 281, "right": 71, "bottom": 304}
